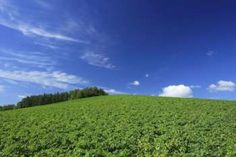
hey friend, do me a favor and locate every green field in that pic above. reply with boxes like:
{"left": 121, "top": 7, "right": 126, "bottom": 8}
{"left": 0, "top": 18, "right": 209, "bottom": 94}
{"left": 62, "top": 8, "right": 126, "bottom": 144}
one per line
{"left": 0, "top": 95, "right": 236, "bottom": 156}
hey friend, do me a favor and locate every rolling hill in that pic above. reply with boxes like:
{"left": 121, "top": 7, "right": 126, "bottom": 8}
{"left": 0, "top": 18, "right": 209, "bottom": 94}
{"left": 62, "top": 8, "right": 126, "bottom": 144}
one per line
{"left": 0, "top": 95, "right": 236, "bottom": 156}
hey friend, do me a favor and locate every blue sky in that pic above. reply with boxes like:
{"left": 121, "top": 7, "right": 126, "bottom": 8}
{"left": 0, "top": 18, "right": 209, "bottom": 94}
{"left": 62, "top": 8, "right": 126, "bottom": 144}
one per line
{"left": 0, "top": 0, "right": 236, "bottom": 104}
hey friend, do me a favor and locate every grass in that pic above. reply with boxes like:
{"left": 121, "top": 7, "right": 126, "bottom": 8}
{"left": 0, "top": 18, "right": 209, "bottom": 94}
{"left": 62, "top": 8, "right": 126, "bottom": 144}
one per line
{"left": 0, "top": 95, "right": 236, "bottom": 156}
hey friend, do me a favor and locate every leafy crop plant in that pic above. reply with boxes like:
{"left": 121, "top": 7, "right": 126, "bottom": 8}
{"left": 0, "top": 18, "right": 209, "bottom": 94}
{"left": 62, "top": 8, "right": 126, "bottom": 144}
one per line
{"left": 0, "top": 95, "right": 236, "bottom": 156}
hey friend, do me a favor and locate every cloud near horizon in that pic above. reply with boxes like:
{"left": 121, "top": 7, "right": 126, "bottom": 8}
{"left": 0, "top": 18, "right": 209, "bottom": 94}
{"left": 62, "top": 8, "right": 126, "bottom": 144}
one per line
{"left": 104, "top": 88, "right": 125, "bottom": 95}
{"left": 208, "top": 80, "right": 236, "bottom": 92}
{"left": 159, "top": 85, "right": 193, "bottom": 98}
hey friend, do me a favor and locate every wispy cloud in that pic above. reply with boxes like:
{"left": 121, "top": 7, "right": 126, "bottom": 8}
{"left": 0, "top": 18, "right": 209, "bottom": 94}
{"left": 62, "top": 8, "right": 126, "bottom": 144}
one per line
{"left": 0, "top": 70, "right": 88, "bottom": 89}
{"left": 3, "top": 79, "right": 18, "bottom": 85}
{"left": 34, "top": 42, "right": 58, "bottom": 49}
{"left": 0, "top": 0, "right": 18, "bottom": 17}
{"left": 208, "top": 80, "right": 236, "bottom": 92}
{"left": 81, "top": 52, "right": 115, "bottom": 69}
{"left": 34, "top": 0, "right": 52, "bottom": 9}
{"left": 206, "top": 50, "right": 215, "bottom": 56}
{"left": 0, "top": 49, "right": 55, "bottom": 68}
{"left": 0, "top": 21, "right": 87, "bottom": 43}
{"left": 0, "top": 85, "right": 4, "bottom": 93}
{"left": 0, "top": 0, "right": 88, "bottom": 44}
{"left": 18, "top": 95, "right": 27, "bottom": 99}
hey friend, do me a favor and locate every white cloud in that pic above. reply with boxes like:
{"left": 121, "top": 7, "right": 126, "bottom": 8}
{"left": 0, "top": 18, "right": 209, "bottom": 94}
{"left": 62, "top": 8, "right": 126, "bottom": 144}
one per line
{"left": 145, "top": 74, "right": 149, "bottom": 78}
{"left": 130, "top": 80, "right": 140, "bottom": 86}
{"left": 98, "top": 86, "right": 126, "bottom": 95}
{"left": 159, "top": 85, "right": 193, "bottom": 98}
{"left": 81, "top": 52, "right": 115, "bottom": 69}
{"left": 104, "top": 88, "right": 125, "bottom": 95}
{"left": 208, "top": 80, "right": 236, "bottom": 92}
{"left": 0, "top": 70, "right": 88, "bottom": 89}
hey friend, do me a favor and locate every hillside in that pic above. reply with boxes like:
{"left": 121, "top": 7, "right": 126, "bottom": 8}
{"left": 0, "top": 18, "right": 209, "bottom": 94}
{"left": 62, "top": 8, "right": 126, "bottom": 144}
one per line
{"left": 0, "top": 95, "right": 236, "bottom": 156}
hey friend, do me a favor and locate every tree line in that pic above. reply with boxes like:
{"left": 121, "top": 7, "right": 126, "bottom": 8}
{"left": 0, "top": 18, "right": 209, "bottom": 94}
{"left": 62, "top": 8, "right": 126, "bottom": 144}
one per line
{"left": 0, "top": 87, "right": 108, "bottom": 111}
{"left": 0, "top": 104, "right": 16, "bottom": 111}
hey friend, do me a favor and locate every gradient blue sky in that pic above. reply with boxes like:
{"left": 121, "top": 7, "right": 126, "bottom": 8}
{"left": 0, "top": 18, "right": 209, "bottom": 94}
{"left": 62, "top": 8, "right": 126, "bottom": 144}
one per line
{"left": 0, "top": 0, "right": 236, "bottom": 105}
